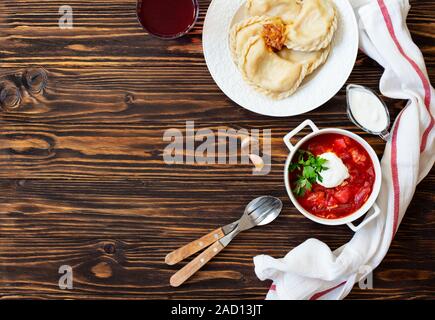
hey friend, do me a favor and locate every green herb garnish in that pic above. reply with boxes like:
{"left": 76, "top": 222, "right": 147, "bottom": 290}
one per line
{"left": 289, "top": 150, "right": 329, "bottom": 197}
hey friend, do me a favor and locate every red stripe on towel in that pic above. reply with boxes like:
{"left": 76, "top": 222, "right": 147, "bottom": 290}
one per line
{"left": 309, "top": 281, "right": 346, "bottom": 300}
{"left": 377, "top": 0, "right": 433, "bottom": 153}
{"left": 390, "top": 111, "right": 404, "bottom": 236}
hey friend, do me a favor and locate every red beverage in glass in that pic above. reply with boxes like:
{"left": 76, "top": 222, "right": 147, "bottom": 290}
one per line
{"left": 137, "top": 0, "right": 199, "bottom": 39}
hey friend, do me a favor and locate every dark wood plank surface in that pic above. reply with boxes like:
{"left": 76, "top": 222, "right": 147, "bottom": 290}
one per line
{"left": 0, "top": 0, "right": 433, "bottom": 299}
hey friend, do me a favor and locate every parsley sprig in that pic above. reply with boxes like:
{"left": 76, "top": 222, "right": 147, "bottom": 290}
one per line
{"left": 289, "top": 150, "right": 329, "bottom": 197}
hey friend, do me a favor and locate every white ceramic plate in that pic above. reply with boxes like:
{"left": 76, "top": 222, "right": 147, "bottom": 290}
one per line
{"left": 203, "top": 0, "right": 359, "bottom": 117}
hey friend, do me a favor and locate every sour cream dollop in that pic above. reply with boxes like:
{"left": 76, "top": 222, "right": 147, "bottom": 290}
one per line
{"left": 317, "top": 152, "right": 349, "bottom": 188}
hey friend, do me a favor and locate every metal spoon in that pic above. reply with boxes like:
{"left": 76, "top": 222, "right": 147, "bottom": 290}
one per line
{"left": 169, "top": 196, "right": 283, "bottom": 287}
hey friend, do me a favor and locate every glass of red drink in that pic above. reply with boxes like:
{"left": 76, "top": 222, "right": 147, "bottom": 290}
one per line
{"left": 136, "top": 0, "right": 199, "bottom": 39}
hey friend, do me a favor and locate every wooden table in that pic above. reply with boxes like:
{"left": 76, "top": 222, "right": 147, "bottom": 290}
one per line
{"left": 0, "top": 0, "right": 433, "bottom": 300}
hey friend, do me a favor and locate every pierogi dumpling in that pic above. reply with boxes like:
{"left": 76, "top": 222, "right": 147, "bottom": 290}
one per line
{"left": 246, "top": 0, "right": 302, "bottom": 26}
{"left": 239, "top": 35, "right": 307, "bottom": 99}
{"left": 230, "top": 16, "right": 274, "bottom": 64}
{"left": 246, "top": 0, "right": 337, "bottom": 51}
{"left": 277, "top": 45, "right": 331, "bottom": 75}
{"left": 286, "top": 0, "right": 337, "bottom": 51}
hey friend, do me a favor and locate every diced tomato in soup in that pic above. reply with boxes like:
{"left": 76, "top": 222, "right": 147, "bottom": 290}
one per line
{"left": 289, "top": 134, "right": 375, "bottom": 219}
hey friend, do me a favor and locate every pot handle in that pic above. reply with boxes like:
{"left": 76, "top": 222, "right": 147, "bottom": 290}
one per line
{"left": 283, "top": 120, "right": 319, "bottom": 151}
{"left": 347, "top": 203, "right": 381, "bottom": 232}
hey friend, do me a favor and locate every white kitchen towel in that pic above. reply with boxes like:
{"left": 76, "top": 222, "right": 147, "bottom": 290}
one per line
{"left": 253, "top": 0, "right": 434, "bottom": 300}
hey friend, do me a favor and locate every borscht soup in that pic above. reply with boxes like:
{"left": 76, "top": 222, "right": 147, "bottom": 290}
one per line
{"left": 288, "top": 133, "right": 375, "bottom": 220}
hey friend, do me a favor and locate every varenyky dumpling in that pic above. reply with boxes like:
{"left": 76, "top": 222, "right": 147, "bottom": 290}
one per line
{"left": 247, "top": 0, "right": 337, "bottom": 51}
{"left": 246, "top": 0, "right": 302, "bottom": 28}
{"left": 238, "top": 35, "right": 307, "bottom": 100}
{"left": 286, "top": 0, "right": 337, "bottom": 51}
{"left": 277, "top": 45, "right": 330, "bottom": 75}
{"left": 230, "top": 16, "right": 274, "bottom": 64}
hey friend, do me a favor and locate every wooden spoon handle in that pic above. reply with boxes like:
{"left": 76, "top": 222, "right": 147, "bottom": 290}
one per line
{"left": 165, "top": 228, "right": 225, "bottom": 265}
{"left": 170, "top": 241, "right": 225, "bottom": 287}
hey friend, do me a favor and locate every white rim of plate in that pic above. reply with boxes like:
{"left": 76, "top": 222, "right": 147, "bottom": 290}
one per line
{"left": 202, "top": 0, "right": 359, "bottom": 117}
